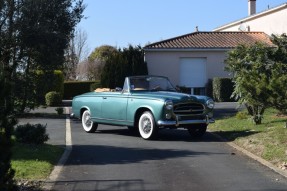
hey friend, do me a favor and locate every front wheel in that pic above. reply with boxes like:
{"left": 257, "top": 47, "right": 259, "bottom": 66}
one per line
{"left": 138, "top": 111, "right": 158, "bottom": 140}
{"left": 187, "top": 124, "right": 207, "bottom": 138}
{"left": 82, "top": 110, "right": 98, "bottom": 133}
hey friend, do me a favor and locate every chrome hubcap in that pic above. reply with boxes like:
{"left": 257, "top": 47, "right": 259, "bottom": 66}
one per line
{"left": 142, "top": 117, "right": 151, "bottom": 134}
{"left": 84, "top": 113, "right": 92, "bottom": 127}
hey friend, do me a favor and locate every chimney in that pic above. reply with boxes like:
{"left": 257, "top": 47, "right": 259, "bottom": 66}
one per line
{"left": 248, "top": 0, "right": 256, "bottom": 16}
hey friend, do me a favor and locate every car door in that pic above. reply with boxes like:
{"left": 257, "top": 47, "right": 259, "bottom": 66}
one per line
{"left": 101, "top": 92, "right": 129, "bottom": 122}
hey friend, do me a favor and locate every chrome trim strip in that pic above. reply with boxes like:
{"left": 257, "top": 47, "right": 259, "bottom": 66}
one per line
{"left": 91, "top": 117, "right": 132, "bottom": 123}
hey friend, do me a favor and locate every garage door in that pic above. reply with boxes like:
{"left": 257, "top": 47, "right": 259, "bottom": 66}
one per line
{"left": 179, "top": 58, "right": 207, "bottom": 87}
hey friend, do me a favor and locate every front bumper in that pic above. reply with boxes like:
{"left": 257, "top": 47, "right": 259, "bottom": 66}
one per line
{"left": 157, "top": 115, "right": 215, "bottom": 126}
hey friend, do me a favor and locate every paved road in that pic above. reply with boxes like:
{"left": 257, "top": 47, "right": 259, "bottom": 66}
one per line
{"left": 52, "top": 119, "right": 287, "bottom": 191}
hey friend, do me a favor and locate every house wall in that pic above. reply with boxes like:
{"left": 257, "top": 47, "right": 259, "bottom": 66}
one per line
{"left": 216, "top": 5, "right": 287, "bottom": 36}
{"left": 145, "top": 50, "right": 230, "bottom": 87}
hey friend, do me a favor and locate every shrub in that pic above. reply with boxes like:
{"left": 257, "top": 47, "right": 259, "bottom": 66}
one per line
{"left": 45, "top": 91, "right": 62, "bottom": 106}
{"left": 213, "top": 78, "right": 234, "bottom": 102}
{"left": 15, "top": 123, "right": 49, "bottom": 145}
{"left": 55, "top": 107, "right": 64, "bottom": 115}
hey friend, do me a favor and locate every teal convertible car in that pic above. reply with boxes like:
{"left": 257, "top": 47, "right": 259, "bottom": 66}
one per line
{"left": 71, "top": 76, "right": 215, "bottom": 140}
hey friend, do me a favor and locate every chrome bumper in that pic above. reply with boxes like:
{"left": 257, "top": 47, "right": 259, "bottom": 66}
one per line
{"left": 157, "top": 116, "right": 215, "bottom": 126}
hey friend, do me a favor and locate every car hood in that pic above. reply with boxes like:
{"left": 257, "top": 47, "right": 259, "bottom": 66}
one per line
{"left": 131, "top": 91, "right": 209, "bottom": 104}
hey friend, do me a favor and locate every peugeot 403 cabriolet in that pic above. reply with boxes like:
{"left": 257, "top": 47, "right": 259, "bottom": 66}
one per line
{"left": 71, "top": 76, "right": 215, "bottom": 140}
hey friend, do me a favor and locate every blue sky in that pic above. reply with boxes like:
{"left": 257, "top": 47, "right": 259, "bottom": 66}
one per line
{"left": 78, "top": 0, "right": 287, "bottom": 51}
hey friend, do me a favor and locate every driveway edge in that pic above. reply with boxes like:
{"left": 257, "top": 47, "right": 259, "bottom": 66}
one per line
{"left": 43, "top": 107, "right": 72, "bottom": 191}
{"left": 210, "top": 132, "right": 287, "bottom": 179}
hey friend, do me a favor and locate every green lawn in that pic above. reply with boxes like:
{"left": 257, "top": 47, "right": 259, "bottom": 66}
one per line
{"left": 12, "top": 143, "right": 64, "bottom": 180}
{"left": 209, "top": 108, "right": 287, "bottom": 168}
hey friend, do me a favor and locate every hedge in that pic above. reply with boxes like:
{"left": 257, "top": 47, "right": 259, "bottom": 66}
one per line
{"left": 212, "top": 77, "right": 235, "bottom": 102}
{"left": 35, "top": 70, "right": 64, "bottom": 103}
{"left": 64, "top": 81, "right": 100, "bottom": 99}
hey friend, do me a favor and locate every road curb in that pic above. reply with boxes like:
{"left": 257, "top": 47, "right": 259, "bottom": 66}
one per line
{"left": 210, "top": 132, "right": 287, "bottom": 179}
{"left": 43, "top": 107, "right": 72, "bottom": 191}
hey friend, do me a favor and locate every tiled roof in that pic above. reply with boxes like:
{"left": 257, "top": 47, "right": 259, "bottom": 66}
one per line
{"left": 144, "top": 32, "right": 274, "bottom": 50}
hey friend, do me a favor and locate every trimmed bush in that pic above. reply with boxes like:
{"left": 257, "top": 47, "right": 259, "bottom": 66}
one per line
{"left": 15, "top": 123, "right": 49, "bottom": 145}
{"left": 213, "top": 78, "right": 234, "bottom": 102}
{"left": 45, "top": 91, "right": 62, "bottom": 106}
{"left": 55, "top": 107, "right": 64, "bottom": 115}
{"left": 64, "top": 81, "right": 100, "bottom": 99}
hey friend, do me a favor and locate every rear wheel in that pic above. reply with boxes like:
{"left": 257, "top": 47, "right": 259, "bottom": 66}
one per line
{"left": 82, "top": 110, "right": 98, "bottom": 133}
{"left": 138, "top": 111, "right": 158, "bottom": 140}
{"left": 187, "top": 124, "right": 207, "bottom": 138}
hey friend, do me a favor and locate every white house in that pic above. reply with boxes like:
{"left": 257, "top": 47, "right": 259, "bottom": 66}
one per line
{"left": 214, "top": 0, "right": 287, "bottom": 35}
{"left": 144, "top": 0, "right": 285, "bottom": 95}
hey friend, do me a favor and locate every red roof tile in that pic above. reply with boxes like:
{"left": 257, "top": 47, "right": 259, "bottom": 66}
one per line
{"left": 144, "top": 32, "right": 274, "bottom": 49}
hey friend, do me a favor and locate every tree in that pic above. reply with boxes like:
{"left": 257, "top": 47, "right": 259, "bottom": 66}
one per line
{"left": 88, "top": 45, "right": 118, "bottom": 61}
{"left": 76, "top": 45, "right": 118, "bottom": 81}
{"left": 64, "top": 28, "right": 90, "bottom": 80}
{"left": 268, "top": 34, "right": 287, "bottom": 114}
{"left": 225, "top": 35, "right": 287, "bottom": 124}
{"left": 225, "top": 43, "right": 274, "bottom": 124}
{"left": 101, "top": 45, "right": 148, "bottom": 88}
{"left": 0, "top": 0, "right": 84, "bottom": 189}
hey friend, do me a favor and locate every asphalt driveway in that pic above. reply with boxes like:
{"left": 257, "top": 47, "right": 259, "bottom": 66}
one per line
{"left": 18, "top": 102, "right": 287, "bottom": 191}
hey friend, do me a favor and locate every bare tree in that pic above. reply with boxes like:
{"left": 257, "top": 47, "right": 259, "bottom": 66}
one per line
{"left": 76, "top": 58, "right": 104, "bottom": 81}
{"left": 64, "top": 28, "right": 90, "bottom": 80}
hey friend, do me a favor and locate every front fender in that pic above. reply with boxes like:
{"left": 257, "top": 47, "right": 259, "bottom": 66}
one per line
{"left": 127, "top": 98, "right": 165, "bottom": 124}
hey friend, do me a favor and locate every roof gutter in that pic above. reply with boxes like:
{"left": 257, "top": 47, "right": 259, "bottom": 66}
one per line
{"left": 144, "top": 48, "right": 233, "bottom": 52}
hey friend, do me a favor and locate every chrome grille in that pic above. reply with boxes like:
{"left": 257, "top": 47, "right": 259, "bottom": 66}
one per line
{"left": 173, "top": 103, "right": 204, "bottom": 115}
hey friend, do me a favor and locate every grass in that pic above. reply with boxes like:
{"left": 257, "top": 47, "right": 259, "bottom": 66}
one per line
{"left": 209, "top": 108, "right": 287, "bottom": 168}
{"left": 12, "top": 142, "right": 64, "bottom": 180}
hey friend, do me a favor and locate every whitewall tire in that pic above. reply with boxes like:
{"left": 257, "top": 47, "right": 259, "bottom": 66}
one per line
{"left": 82, "top": 110, "right": 98, "bottom": 133}
{"left": 138, "top": 111, "right": 158, "bottom": 140}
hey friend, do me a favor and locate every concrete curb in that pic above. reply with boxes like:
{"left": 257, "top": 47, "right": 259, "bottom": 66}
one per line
{"left": 43, "top": 107, "right": 72, "bottom": 191}
{"left": 210, "top": 132, "right": 287, "bottom": 179}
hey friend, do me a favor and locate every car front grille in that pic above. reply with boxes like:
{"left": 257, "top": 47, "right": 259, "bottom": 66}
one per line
{"left": 173, "top": 103, "right": 204, "bottom": 115}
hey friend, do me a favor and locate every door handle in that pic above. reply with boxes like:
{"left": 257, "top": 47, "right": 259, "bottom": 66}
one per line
{"left": 103, "top": 97, "right": 107, "bottom": 99}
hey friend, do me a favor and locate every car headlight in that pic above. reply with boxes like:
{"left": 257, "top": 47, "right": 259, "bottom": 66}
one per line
{"left": 206, "top": 99, "right": 215, "bottom": 109}
{"left": 165, "top": 100, "right": 173, "bottom": 110}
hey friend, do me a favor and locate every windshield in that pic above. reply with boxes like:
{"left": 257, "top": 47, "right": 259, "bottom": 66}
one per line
{"left": 129, "top": 76, "right": 176, "bottom": 92}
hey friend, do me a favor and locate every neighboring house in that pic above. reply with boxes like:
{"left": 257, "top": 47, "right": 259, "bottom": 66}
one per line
{"left": 213, "top": 1, "right": 287, "bottom": 36}
{"left": 144, "top": 31, "right": 273, "bottom": 95}
{"left": 144, "top": 0, "right": 284, "bottom": 95}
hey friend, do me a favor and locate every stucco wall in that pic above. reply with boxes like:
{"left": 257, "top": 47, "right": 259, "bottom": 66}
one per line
{"left": 145, "top": 50, "right": 230, "bottom": 86}
{"left": 216, "top": 5, "right": 287, "bottom": 36}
